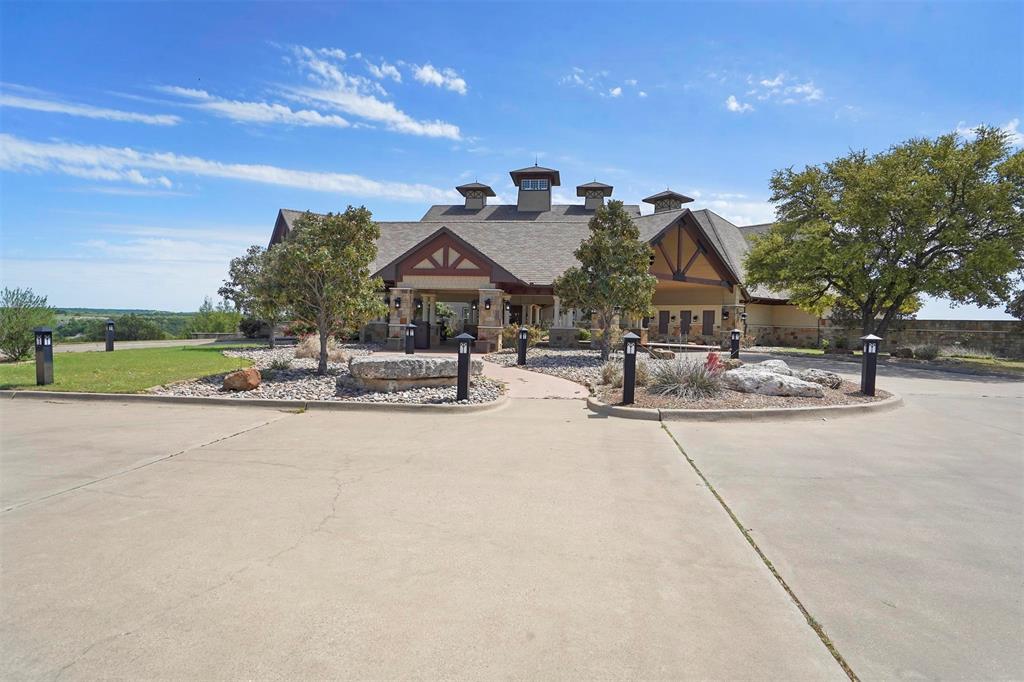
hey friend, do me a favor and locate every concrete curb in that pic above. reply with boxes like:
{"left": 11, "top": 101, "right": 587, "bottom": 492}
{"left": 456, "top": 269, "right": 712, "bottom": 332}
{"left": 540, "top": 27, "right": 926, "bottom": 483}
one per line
{"left": 585, "top": 396, "right": 661, "bottom": 420}
{"left": 586, "top": 392, "right": 903, "bottom": 422}
{"left": 0, "top": 389, "right": 510, "bottom": 414}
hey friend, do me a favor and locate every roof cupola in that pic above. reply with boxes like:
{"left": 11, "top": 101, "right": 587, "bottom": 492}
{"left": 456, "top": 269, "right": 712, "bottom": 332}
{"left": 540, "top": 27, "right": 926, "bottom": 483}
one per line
{"left": 455, "top": 182, "right": 495, "bottom": 211}
{"left": 510, "top": 163, "right": 560, "bottom": 213}
{"left": 642, "top": 189, "right": 695, "bottom": 213}
{"left": 576, "top": 181, "right": 613, "bottom": 210}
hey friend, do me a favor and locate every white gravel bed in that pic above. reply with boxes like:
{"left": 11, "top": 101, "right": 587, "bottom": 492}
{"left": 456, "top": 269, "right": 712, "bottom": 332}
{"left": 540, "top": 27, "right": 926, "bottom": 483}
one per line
{"left": 150, "top": 347, "right": 504, "bottom": 405}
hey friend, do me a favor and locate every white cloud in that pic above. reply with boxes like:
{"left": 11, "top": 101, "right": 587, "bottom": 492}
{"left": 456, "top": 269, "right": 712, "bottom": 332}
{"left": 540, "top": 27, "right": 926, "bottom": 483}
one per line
{"left": 318, "top": 47, "right": 347, "bottom": 60}
{"left": 560, "top": 68, "right": 646, "bottom": 99}
{"left": 747, "top": 72, "right": 824, "bottom": 104}
{"left": 285, "top": 47, "right": 461, "bottom": 139}
{"left": 725, "top": 95, "right": 754, "bottom": 113}
{"left": 366, "top": 60, "right": 402, "bottom": 83}
{"left": 956, "top": 118, "right": 1023, "bottom": 146}
{"left": 411, "top": 63, "right": 467, "bottom": 95}
{"left": 0, "top": 133, "right": 457, "bottom": 202}
{"left": 157, "top": 85, "right": 351, "bottom": 128}
{"left": 0, "top": 88, "right": 180, "bottom": 126}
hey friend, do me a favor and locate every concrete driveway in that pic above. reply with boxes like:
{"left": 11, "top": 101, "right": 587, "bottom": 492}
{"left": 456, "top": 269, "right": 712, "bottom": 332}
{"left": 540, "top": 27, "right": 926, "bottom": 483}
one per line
{"left": 0, "top": 395, "right": 840, "bottom": 680}
{"left": 667, "top": 357, "right": 1024, "bottom": 680}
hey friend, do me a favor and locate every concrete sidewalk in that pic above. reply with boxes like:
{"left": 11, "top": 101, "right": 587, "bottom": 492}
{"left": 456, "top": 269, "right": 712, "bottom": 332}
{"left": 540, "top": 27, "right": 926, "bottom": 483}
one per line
{"left": 0, "top": 398, "right": 841, "bottom": 679}
{"left": 54, "top": 338, "right": 217, "bottom": 353}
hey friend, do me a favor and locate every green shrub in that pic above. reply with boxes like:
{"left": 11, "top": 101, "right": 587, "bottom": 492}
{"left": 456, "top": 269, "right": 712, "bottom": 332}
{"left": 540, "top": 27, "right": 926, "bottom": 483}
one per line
{"left": 501, "top": 325, "right": 542, "bottom": 348}
{"left": 0, "top": 287, "right": 55, "bottom": 361}
{"left": 578, "top": 328, "right": 591, "bottom": 341}
{"left": 600, "top": 361, "right": 623, "bottom": 387}
{"left": 914, "top": 344, "right": 940, "bottom": 360}
{"left": 648, "top": 358, "right": 723, "bottom": 400}
{"left": 269, "top": 358, "right": 291, "bottom": 371}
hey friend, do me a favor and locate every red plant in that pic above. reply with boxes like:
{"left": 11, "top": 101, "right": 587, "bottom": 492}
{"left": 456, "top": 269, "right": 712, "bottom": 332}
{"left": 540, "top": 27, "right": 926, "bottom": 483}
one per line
{"left": 704, "top": 351, "right": 724, "bottom": 374}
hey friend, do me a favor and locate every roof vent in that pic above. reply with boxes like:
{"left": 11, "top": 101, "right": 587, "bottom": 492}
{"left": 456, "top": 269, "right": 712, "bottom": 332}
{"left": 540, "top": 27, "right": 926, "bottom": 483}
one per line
{"left": 510, "top": 164, "right": 560, "bottom": 212}
{"left": 456, "top": 182, "right": 496, "bottom": 210}
{"left": 576, "top": 181, "right": 613, "bottom": 210}
{"left": 642, "top": 189, "right": 695, "bottom": 213}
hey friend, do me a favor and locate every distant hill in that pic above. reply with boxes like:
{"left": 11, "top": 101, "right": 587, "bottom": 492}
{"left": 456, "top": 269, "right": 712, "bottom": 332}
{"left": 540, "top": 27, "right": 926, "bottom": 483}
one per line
{"left": 55, "top": 307, "right": 192, "bottom": 317}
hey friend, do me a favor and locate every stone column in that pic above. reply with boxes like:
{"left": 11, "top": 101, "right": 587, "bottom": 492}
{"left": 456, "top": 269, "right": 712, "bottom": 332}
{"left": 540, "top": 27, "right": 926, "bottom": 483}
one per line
{"left": 388, "top": 286, "right": 414, "bottom": 350}
{"left": 476, "top": 288, "right": 504, "bottom": 351}
{"left": 549, "top": 294, "right": 577, "bottom": 348}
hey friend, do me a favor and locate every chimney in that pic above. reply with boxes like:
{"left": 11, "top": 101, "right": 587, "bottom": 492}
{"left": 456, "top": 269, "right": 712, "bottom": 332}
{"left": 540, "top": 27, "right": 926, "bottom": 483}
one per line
{"left": 455, "top": 182, "right": 495, "bottom": 210}
{"left": 642, "top": 189, "right": 695, "bottom": 213}
{"left": 576, "top": 181, "right": 613, "bottom": 210}
{"left": 509, "top": 164, "right": 561, "bottom": 212}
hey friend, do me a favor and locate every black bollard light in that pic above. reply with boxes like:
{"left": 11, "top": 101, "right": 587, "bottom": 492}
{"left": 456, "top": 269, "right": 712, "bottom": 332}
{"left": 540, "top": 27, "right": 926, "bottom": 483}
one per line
{"left": 730, "top": 328, "right": 741, "bottom": 360}
{"left": 34, "top": 326, "right": 53, "bottom": 386}
{"left": 860, "top": 334, "right": 882, "bottom": 396}
{"left": 516, "top": 326, "right": 528, "bottom": 366}
{"left": 455, "top": 332, "right": 475, "bottom": 401}
{"left": 405, "top": 323, "right": 416, "bottom": 355}
{"left": 622, "top": 331, "right": 639, "bottom": 405}
{"left": 105, "top": 318, "right": 115, "bottom": 352}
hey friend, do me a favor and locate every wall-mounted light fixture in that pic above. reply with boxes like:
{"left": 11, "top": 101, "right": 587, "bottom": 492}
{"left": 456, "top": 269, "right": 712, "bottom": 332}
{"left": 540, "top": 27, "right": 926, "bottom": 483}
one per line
{"left": 471, "top": 300, "right": 478, "bottom": 311}
{"left": 394, "top": 297, "right": 402, "bottom": 309}
{"left": 484, "top": 298, "right": 491, "bottom": 311}
{"left": 415, "top": 299, "right": 422, "bottom": 310}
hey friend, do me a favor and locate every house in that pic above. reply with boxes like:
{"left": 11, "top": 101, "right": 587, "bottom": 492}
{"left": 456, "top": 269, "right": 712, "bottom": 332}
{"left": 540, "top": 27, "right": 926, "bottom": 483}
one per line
{"left": 269, "top": 164, "right": 822, "bottom": 351}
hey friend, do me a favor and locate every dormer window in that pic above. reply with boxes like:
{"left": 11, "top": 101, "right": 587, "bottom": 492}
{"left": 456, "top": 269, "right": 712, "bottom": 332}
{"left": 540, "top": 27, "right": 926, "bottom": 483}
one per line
{"left": 521, "top": 178, "right": 549, "bottom": 191}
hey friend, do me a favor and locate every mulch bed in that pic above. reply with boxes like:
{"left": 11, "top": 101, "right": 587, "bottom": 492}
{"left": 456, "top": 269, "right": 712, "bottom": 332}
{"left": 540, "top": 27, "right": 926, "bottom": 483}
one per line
{"left": 597, "top": 380, "right": 890, "bottom": 410}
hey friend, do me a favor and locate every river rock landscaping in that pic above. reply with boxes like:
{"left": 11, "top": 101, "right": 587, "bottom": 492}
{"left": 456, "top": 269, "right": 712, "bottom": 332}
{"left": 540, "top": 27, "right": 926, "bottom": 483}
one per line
{"left": 150, "top": 346, "right": 504, "bottom": 404}
{"left": 489, "top": 348, "right": 887, "bottom": 410}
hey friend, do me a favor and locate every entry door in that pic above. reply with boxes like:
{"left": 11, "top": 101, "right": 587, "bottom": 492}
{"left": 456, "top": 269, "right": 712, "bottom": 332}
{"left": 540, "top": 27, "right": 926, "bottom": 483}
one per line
{"left": 680, "top": 310, "right": 692, "bottom": 337}
{"left": 658, "top": 310, "right": 670, "bottom": 335}
{"left": 702, "top": 310, "right": 715, "bottom": 336}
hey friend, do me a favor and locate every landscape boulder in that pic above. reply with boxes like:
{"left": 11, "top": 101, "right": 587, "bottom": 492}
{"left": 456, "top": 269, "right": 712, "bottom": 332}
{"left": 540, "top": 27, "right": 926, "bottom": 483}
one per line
{"left": 722, "top": 367, "right": 824, "bottom": 397}
{"left": 753, "top": 359, "right": 794, "bottom": 376}
{"left": 223, "top": 367, "right": 261, "bottom": 392}
{"left": 797, "top": 368, "right": 843, "bottom": 389}
{"left": 650, "top": 348, "right": 675, "bottom": 360}
{"left": 348, "top": 356, "right": 483, "bottom": 392}
{"left": 892, "top": 347, "right": 915, "bottom": 359}
{"left": 722, "top": 358, "right": 744, "bottom": 370}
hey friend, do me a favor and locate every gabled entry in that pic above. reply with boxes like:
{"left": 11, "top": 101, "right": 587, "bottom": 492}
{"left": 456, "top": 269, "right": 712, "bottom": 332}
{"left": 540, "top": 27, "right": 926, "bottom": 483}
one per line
{"left": 648, "top": 212, "right": 737, "bottom": 290}
{"left": 374, "top": 226, "right": 521, "bottom": 285}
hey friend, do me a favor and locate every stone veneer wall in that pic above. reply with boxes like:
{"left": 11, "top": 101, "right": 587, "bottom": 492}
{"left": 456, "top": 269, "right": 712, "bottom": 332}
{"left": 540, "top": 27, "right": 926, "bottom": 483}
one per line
{"left": 830, "top": 319, "right": 1024, "bottom": 358}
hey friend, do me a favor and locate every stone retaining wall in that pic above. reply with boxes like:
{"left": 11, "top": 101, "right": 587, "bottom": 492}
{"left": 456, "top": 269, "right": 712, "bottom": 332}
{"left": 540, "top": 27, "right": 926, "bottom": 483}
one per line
{"left": 830, "top": 319, "right": 1024, "bottom": 358}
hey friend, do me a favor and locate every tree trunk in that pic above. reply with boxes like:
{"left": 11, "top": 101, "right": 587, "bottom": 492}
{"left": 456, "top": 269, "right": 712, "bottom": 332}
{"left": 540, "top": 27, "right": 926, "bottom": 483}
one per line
{"left": 268, "top": 325, "right": 276, "bottom": 349}
{"left": 598, "top": 310, "right": 612, "bottom": 361}
{"left": 317, "top": 318, "right": 329, "bottom": 375}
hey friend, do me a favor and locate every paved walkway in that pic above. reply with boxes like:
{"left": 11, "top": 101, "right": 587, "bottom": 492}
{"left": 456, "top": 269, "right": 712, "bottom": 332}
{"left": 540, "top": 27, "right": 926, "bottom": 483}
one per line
{"left": 54, "top": 338, "right": 216, "bottom": 353}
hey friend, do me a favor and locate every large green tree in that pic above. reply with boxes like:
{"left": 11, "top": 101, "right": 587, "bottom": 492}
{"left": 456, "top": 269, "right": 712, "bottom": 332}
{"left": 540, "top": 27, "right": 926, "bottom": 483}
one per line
{"left": 745, "top": 127, "right": 1024, "bottom": 337}
{"left": 274, "top": 208, "right": 387, "bottom": 374}
{"left": 219, "top": 245, "right": 287, "bottom": 348}
{"left": 553, "top": 200, "right": 657, "bottom": 359}
{"left": 0, "top": 287, "right": 55, "bottom": 361}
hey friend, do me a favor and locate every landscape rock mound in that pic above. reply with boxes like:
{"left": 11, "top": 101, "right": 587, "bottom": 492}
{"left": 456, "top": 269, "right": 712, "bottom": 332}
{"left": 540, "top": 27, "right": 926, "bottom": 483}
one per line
{"left": 721, "top": 367, "right": 824, "bottom": 397}
{"left": 348, "top": 356, "right": 483, "bottom": 392}
{"left": 223, "top": 368, "right": 261, "bottom": 391}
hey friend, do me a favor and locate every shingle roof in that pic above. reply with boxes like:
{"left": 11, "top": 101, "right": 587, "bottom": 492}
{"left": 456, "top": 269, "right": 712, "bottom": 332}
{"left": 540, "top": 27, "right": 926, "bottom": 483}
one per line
{"left": 418, "top": 203, "right": 640, "bottom": 222}
{"left": 273, "top": 205, "right": 790, "bottom": 300}
{"left": 642, "top": 189, "right": 695, "bottom": 205}
{"left": 509, "top": 165, "right": 561, "bottom": 186}
{"left": 455, "top": 182, "right": 496, "bottom": 197}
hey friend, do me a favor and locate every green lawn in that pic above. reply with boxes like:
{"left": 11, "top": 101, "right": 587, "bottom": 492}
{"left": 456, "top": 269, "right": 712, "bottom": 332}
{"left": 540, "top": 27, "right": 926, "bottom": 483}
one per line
{"left": 940, "top": 356, "right": 1024, "bottom": 375}
{"left": 0, "top": 345, "right": 253, "bottom": 393}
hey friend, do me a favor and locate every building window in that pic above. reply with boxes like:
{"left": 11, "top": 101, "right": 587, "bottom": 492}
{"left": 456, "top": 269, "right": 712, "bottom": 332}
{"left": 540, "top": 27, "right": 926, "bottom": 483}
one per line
{"left": 521, "top": 178, "right": 549, "bottom": 191}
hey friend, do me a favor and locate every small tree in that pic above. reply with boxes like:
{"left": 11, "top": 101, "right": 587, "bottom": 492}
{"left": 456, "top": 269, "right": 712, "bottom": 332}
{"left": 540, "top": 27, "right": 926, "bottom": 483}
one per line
{"left": 553, "top": 200, "right": 657, "bottom": 359}
{"left": 184, "top": 297, "right": 243, "bottom": 336}
{"left": 746, "top": 127, "right": 1024, "bottom": 337}
{"left": 219, "top": 245, "right": 287, "bottom": 348}
{"left": 274, "top": 208, "right": 387, "bottom": 374}
{"left": 0, "top": 287, "right": 55, "bottom": 361}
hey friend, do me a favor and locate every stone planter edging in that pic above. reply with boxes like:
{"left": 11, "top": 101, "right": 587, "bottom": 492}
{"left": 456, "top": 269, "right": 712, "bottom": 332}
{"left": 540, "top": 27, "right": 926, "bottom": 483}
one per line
{"left": 0, "top": 389, "right": 509, "bottom": 414}
{"left": 586, "top": 392, "right": 902, "bottom": 422}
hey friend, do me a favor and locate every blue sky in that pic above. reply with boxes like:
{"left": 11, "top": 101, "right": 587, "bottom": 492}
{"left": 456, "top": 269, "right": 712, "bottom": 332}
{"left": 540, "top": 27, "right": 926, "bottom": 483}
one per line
{"left": 1, "top": 1, "right": 1021, "bottom": 317}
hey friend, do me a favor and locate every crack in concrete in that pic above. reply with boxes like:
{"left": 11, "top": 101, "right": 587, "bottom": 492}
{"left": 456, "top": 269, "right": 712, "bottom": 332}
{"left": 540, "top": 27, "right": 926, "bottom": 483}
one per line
{"left": 660, "top": 423, "right": 861, "bottom": 682}
{"left": 3, "top": 414, "right": 294, "bottom": 514}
